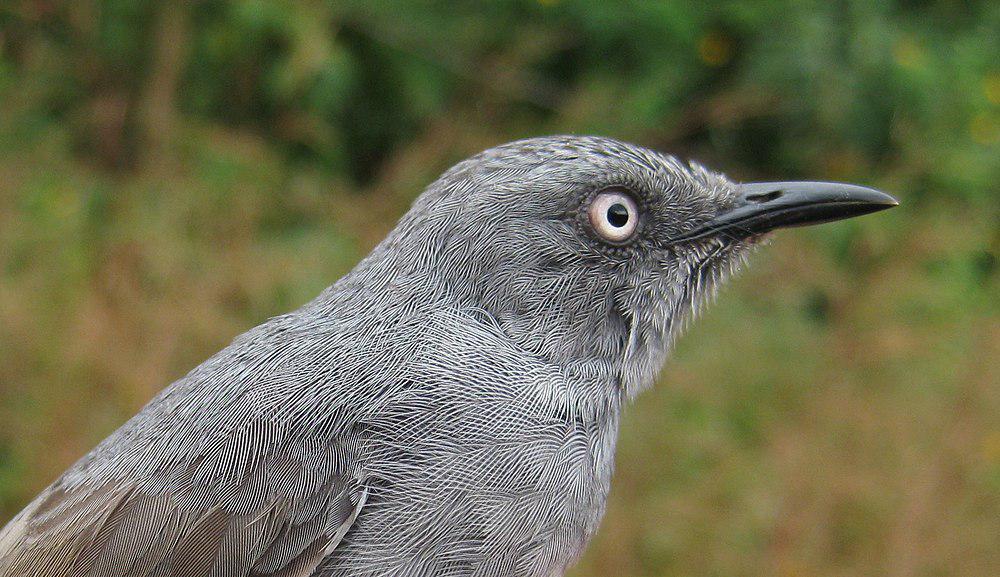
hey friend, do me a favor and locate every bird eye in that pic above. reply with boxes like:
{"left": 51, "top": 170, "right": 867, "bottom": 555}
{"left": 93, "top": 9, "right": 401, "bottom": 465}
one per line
{"left": 588, "top": 190, "right": 639, "bottom": 243}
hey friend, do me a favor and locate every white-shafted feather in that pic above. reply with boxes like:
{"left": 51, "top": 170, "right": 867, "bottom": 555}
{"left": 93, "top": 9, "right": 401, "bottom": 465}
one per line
{"left": 0, "top": 136, "right": 752, "bottom": 577}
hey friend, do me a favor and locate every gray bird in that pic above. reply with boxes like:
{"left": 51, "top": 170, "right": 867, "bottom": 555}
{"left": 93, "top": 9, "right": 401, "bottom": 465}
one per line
{"left": 0, "top": 136, "right": 897, "bottom": 577}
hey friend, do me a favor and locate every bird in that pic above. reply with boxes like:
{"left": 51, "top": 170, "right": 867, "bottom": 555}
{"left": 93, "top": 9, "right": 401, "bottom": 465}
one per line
{"left": 0, "top": 136, "right": 897, "bottom": 577}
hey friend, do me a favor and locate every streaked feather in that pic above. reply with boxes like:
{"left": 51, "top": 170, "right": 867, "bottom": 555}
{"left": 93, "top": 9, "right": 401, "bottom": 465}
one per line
{"left": 0, "top": 136, "right": 752, "bottom": 576}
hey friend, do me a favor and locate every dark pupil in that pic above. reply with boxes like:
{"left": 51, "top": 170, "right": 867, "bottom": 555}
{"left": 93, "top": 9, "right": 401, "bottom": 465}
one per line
{"left": 607, "top": 203, "right": 630, "bottom": 228}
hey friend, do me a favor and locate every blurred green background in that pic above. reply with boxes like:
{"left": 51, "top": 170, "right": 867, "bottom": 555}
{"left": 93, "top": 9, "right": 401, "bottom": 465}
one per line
{"left": 0, "top": 1, "right": 997, "bottom": 575}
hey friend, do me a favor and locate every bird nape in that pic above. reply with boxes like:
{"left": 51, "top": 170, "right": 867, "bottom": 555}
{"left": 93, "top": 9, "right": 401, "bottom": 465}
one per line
{"left": 0, "top": 136, "right": 896, "bottom": 577}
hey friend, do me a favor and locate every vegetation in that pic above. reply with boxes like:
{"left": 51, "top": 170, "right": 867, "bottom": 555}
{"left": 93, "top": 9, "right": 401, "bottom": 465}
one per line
{"left": 0, "top": 1, "right": 997, "bottom": 575}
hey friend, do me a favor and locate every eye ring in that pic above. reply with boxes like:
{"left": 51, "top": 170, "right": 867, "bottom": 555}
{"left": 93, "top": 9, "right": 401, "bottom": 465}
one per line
{"left": 588, "top": 189, "right": 640, "bottom": 243}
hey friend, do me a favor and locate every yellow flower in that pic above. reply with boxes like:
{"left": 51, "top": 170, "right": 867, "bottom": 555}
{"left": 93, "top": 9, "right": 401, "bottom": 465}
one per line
{"left": 698, "top": 31, "right": 734, "bottom": 67}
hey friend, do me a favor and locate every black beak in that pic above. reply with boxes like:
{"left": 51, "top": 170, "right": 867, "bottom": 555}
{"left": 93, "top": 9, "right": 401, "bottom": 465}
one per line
{"left": 673, "top": 181, "right": 899, "bottom": 243}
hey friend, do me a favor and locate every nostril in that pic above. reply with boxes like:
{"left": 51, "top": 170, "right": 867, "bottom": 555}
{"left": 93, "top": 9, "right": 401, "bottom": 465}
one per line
{"left": 744, "top": 190, "right": 783, "bottom": 203}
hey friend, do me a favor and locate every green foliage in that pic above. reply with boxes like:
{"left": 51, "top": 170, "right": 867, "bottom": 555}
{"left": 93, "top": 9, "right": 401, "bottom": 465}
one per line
{"left": 0, "top": 1, "right": 997, "bottom": 575}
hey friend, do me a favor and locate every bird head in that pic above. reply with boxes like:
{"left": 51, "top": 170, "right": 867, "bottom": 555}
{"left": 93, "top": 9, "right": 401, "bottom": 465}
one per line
{"left": 366, "top": 136, "right": 897, "bottom": 398}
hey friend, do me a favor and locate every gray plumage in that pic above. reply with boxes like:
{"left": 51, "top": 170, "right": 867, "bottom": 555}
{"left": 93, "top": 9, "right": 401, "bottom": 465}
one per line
{"left": 0, "top": 136, "right": 896, "bottom": 576}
